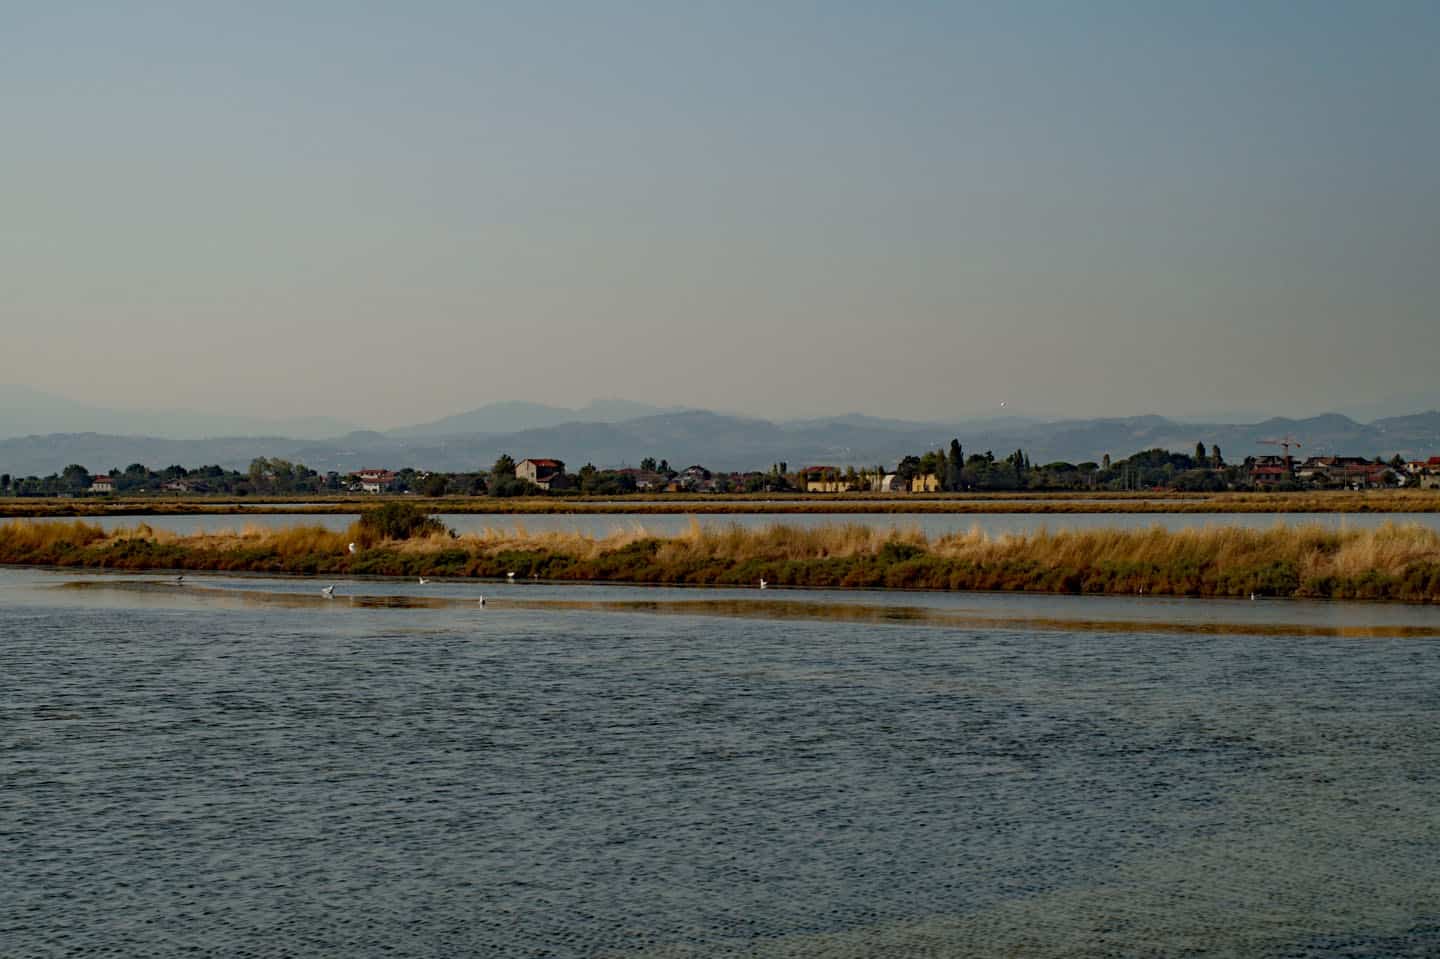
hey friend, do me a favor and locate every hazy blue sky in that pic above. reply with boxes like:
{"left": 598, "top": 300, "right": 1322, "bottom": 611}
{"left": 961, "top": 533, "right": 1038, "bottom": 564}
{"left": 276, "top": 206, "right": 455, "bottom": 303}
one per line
{"left": 4, "top": 1, "right": 1438, "bottom": 427}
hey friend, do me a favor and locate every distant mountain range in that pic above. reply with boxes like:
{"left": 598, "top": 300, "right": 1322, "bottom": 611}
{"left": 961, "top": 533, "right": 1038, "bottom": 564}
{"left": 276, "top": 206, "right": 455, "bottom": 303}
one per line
{"left": 388, "top": 398, "right": 676, "bottom": 438}
{"left": 3, "top": 398, "right": 1440, "bottom": 478}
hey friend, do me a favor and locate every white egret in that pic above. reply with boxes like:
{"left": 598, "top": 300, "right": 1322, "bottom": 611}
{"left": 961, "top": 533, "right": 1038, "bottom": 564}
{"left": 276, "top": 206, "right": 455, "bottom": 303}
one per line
{"left": 175, "top": 575, "right": 185, "bottom": 585}
{"left": 507, "top": 571, "right": 516, "bottom": 582}
{"left": 478, "top": 596, "right": 486, "bottom": 607}
{"left": 418, "top": 577, "right": 430, "bottom": 585}
{"left": 348, "top": 543, "right": 357, "bottom": 554}
{"left": 322, "top": 585, "right": 335, "bottom": 598}
{"left": 759, "top": 578, "right": 768, "bottom": 589}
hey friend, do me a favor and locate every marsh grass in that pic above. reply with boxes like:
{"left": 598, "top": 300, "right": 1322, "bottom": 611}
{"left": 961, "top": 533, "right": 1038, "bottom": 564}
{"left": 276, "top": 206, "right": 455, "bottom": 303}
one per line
{"left": 7, "top": 489, "right": 1440, "bottom": 519}
{"left": 5, "top": 518, "right": 1439, "bottom": 601}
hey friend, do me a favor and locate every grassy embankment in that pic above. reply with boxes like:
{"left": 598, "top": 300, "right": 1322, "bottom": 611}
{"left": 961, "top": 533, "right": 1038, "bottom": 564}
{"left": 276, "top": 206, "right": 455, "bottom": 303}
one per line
{"left": 5, "top": 516, "right": 1440, "bottom": 602}
{"left": 4, "top": 489, "right": 1440, "bottom": 517}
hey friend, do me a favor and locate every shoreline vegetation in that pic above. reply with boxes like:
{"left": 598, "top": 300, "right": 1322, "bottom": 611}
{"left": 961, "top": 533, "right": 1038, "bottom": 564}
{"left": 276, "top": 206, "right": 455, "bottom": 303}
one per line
{"left": 5, "top": 508, "right": 1439, "bottom": 603}
{"left": 4, "top": 489, "right": 1440, "bottom": 517}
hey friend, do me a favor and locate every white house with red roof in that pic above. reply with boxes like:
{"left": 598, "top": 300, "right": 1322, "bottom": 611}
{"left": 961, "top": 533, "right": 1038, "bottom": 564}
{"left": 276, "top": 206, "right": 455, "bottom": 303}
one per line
{"left": 516, "top": 458, "right": 566, "bottom": 490}
{"left": 353, "top": 469, "right": 398, "bottom": 494}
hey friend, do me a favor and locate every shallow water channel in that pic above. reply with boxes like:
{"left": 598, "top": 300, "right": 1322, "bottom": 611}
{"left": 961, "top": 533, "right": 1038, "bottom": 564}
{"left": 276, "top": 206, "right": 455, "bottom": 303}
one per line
{"left": 3, "top": 568, "right": 1439, "bottom": 956}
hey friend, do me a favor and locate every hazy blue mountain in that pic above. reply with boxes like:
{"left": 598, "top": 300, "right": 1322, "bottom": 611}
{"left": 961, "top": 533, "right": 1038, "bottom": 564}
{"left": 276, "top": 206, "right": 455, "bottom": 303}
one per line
{"left": 6, "top": 408, "right": 1440, "bottom": 478}
{"left": 389, "top": 398, "right": 673, "bottom": 438}
{"left": 0, "top": 384, "right": 357, "bottom": 441}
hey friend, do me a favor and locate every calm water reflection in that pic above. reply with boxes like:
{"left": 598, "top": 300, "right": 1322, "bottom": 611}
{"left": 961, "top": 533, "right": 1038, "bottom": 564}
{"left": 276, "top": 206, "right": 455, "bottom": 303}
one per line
{"left": 3, "top": 568, "right": 1438, "bottom": 957}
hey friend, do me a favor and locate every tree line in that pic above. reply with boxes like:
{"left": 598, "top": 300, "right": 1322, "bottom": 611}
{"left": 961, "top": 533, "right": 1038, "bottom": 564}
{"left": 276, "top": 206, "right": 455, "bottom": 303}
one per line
{"left": 0, "top": 440, "right": 1419, "bottom": 498}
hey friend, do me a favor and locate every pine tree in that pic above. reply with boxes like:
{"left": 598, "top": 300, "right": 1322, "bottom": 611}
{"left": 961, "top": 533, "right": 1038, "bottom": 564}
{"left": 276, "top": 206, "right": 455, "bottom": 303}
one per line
{"left": 946, "top": 439, "right": 963, "bottom": 491}
{"left": 1195, "top": 441, "right": 1207, "bottom": 467}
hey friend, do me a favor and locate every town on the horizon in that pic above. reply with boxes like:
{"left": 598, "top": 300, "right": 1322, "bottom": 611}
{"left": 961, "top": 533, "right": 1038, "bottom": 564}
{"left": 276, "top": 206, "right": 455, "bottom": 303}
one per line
{"left": 8, "top": 442, "right": 1440, "bottom": 498}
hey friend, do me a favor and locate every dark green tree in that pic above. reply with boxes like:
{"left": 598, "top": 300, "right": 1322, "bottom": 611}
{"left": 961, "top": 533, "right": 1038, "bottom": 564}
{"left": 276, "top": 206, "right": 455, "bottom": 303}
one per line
{"left": 491, "top": 454, "right": 516, "bottom": 478}
{"left": 356, "top": 503, "right": 449, "bottom": 543}
{"left": 1211, "top": 444, "right": 1223, "bottom": 467}
{"left": 1195, "top": 442, "right": 1208, "bottom": 467}
{"left": 61, "top": 464, "right": 92, "bottom": 491}
{"left": 640, "top": 457, "right": 657, "bottom": 472}
{"left": 938, "top": 437, "right": 961, "bottom": 489}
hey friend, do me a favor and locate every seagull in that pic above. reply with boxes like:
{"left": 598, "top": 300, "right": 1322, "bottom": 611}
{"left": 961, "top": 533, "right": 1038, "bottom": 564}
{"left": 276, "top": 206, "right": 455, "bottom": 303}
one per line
{"left": 348, "top": 543, "right": 357, "bottom": 555}
{"left": 759, "top": 578, "right": 768, "bottom": 590}
{"left": 322, "top": 585, "right": 336, "bottom": 598}
{"left": 418, "top": 577, "right": 430, "bottom": 585}
{"left": 507, "top": 571, "right": 516, "bottom": 582}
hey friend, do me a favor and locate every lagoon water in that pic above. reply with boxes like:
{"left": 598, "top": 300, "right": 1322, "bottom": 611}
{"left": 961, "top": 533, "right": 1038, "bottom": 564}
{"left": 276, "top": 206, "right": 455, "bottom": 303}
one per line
{"left": 4, "top": 568, "right": 1439, "bottom": 956}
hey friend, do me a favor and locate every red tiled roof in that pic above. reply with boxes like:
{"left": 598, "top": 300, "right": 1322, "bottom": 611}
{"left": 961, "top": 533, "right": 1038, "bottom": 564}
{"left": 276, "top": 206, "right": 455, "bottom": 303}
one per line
{"left": 522, "top": 458, "right": 564, "bottom": 468}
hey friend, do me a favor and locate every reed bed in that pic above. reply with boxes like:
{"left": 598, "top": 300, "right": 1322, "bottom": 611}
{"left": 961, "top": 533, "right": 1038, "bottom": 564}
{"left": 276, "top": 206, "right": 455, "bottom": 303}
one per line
{"left": 7, "top": 489, "right": 1440, "bottom": 518}
{"left": 5, "top": 517, "right": 1440, "bottom": 602}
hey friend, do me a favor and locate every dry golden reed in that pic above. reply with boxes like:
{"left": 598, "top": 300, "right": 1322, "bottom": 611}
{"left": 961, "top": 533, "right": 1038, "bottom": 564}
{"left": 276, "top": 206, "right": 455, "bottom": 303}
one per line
{"left": 4, "top": 517, "right": 1439, "bottom": 601}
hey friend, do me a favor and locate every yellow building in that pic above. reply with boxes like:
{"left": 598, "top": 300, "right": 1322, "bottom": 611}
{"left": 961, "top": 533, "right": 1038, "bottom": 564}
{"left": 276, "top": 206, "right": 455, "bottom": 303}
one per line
{"left": 910, "top": 473, "right": 941, "bottom": 493}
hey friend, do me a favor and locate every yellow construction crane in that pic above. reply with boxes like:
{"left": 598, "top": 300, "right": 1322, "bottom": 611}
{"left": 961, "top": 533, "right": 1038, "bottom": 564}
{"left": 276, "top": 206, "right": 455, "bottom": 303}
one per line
{"left": 1259, "top": 434, "right": 1303, "bottom": 472}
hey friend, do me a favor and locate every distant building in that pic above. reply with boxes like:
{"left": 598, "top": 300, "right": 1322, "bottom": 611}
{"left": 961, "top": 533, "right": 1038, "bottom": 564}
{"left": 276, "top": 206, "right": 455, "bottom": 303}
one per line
{"left": 1246, "top": 455, "right": 1292, "bottom": 486}
{"left": 910, "top": 473, "right": 941, "bottom": 493}
{"left": 89, "top": 475, "right": 115, "bottom": 494}
{"left": 662, "top": 465, "right": 713, "bottom": 493}
{"left": 354, "top": 469, "right": 398, "bottom": 494}
{"left": 616, "top": 468, "right": 665, "bottom": 490}
{"left": 800, "top": 466, "right": 847, "bottom": 493}
{"left": 1297, "top": 456, "right": 1398, "bottom": 489}
{"left": 516, "top": 458, "right": 566, "bottom": 490}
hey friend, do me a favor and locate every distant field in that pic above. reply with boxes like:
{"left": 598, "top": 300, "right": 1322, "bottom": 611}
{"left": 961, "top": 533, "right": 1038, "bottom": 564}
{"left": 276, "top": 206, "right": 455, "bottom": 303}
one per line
{"left": 3, "top": 489, "right": 1440, "bottom": 516}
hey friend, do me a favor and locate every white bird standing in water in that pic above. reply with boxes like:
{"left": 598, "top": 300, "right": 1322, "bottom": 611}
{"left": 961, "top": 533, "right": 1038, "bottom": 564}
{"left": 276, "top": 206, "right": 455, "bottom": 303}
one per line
{"left": 759, "top": 578, "right": 768, "bottom": 589}
{"left": 322, "top": 585, "right": 336, "bottom": 598}
{"left": 348, "top": 543, "right": 357, "bottom": 554}
{"left": 507, "top": 571, "right": 516, "bottom": 582}
{"left": 175, "top": 575, "right": 185, "bottom": 585}
{"left": 418, "top": 577, "right": 430, "bottom": 585}
{"left": 478, "top": 596, "right": 486, "bottom": 607}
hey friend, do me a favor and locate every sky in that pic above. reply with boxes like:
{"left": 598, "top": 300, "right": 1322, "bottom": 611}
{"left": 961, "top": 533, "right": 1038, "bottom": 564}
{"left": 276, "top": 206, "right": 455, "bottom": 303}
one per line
{"left": 3, "top": 1, "right": 1438, "bottom": 429}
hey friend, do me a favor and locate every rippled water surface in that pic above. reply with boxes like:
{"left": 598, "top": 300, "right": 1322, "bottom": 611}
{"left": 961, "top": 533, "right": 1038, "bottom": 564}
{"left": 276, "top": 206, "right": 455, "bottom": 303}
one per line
{"left": 3, "top": 568, "right": 1439, "bottom": 957}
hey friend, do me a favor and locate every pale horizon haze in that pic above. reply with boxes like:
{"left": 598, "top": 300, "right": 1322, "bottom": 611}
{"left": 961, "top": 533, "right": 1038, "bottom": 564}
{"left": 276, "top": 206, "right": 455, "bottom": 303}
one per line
{"left": 4, "top": 2, "right": 1438, "bottom": 430}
